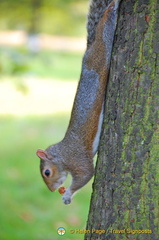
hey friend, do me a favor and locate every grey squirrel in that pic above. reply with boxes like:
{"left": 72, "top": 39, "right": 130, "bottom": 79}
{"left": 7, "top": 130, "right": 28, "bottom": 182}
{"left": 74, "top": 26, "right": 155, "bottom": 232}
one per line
{"left": 36, "top": 0, "right": 121, "bottom": 204}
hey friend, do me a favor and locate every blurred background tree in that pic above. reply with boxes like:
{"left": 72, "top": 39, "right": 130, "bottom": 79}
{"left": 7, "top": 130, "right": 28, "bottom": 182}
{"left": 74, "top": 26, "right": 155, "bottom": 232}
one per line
{"left": 0, "top": 0, "right": 87, "bottom": 36}
{"left": 0, "top": 0, "right": 87, "bottom": 76}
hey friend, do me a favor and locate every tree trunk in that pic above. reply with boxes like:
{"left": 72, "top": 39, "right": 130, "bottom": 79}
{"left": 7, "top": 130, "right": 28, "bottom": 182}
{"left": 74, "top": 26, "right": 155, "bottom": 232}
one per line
{"left": 85, "top": 0, "right": 159, "bottom": 239}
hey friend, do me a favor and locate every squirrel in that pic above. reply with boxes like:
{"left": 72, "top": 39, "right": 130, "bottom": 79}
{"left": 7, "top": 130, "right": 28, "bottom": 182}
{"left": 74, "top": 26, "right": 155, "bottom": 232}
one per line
{"left": 36, "top": 0, "right": 121, "bottom": 205}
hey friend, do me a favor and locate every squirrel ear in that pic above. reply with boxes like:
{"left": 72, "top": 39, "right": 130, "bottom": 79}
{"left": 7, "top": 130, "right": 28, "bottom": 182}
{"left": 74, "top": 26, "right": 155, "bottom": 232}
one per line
{"left": 36, "top": 149, "right": 48, "bottom": 161}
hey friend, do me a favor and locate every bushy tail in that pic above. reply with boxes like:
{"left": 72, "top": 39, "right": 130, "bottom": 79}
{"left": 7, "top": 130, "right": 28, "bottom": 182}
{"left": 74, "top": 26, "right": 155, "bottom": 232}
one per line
{"left": 87, "top": 0, "right": 108, "bottom": 47}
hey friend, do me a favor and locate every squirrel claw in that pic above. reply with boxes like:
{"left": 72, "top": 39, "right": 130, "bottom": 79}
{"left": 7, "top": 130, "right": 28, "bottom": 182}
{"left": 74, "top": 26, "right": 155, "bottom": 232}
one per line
{"left": 62, "top": 197, "right": 71, "bottom": 205}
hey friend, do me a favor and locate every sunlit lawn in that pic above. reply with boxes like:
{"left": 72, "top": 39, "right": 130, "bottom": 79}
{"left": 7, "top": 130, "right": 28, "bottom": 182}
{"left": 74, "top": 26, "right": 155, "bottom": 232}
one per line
{"left": 0, "top": 48, "right": 93, "bottom": 240}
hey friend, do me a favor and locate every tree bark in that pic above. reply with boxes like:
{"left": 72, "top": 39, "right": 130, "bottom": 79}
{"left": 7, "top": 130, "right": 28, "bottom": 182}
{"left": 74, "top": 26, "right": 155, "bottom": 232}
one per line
{"left": 85, "top": 0, "right": 159, "bottom": 239}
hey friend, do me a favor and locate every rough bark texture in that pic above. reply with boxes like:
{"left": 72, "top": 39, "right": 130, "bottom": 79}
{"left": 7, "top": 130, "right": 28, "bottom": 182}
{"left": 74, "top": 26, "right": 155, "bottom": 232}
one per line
{"left": 85, "top": 0, "right": 159, "bottom": 239}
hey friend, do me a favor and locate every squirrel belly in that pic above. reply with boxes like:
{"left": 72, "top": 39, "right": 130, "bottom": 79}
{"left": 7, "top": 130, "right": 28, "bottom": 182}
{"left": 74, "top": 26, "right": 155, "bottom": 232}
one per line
{"left": 92, "top": 104, "right": 104, "bottom": 155}
{"left": 36, "top": 0, "right": 121, "bottom": 204}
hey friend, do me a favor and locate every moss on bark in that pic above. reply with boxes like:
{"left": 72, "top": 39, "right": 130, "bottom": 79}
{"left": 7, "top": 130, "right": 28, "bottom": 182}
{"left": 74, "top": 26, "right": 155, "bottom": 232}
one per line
{"left": 85, "top": 0, "right": 159, "bottom": 239}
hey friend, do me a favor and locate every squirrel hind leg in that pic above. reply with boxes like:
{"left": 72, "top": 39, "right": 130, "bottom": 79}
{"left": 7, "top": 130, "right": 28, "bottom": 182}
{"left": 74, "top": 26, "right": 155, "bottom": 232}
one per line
{"left": 87, "top": 0, "right": 121, "bottom": 47}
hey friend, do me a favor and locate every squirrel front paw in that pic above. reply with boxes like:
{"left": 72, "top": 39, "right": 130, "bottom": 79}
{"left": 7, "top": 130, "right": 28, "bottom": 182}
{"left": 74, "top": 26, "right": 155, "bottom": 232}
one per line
{"left": 62, "top": 189, "right": 72, "bottom": 205}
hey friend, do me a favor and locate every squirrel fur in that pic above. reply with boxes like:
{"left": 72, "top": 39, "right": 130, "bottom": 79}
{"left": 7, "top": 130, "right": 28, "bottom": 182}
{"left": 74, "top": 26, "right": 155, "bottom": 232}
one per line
{"left": 36, "top": 0, "right": 121, "bottom": 205}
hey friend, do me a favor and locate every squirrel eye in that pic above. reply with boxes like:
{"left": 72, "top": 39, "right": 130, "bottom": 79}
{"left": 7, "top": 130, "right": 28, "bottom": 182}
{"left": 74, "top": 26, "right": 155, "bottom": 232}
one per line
{"left": 44, "top": 169, "right": 51, "bottom": 177}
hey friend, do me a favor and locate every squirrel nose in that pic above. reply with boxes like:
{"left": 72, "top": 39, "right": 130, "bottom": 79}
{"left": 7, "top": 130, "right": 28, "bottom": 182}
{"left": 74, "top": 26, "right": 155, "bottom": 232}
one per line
{"left": 48, "top": 186, "right": 56, "bottom": 192}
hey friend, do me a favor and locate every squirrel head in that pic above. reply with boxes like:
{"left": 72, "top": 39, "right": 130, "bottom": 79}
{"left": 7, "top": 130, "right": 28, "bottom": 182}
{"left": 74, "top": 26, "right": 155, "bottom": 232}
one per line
{"left": 36, "top": 149, "right": 67, "bottom": 192}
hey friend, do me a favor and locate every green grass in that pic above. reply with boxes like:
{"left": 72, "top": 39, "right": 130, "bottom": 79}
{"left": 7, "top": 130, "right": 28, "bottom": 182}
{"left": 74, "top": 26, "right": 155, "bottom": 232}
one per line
{"left": 0, "top": 46, "right": 92, "bottom": 239}
{"left": 0, "top": 46, "right": 83, "bottom": 80}
{"left": 0, "top": 114, "right": 93, "bottom": 240}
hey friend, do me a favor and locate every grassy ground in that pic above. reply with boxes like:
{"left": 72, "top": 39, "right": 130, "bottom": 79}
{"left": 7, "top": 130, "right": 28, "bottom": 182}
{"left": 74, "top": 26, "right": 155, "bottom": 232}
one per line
{"left": 0, "top": 115, "right": 93, "bottom": 240}
{"left": 0, "top": 48, "right": 93, "bottom": 240}
{"left": 0, "top": 46, "right": 83, "bottom": 80}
